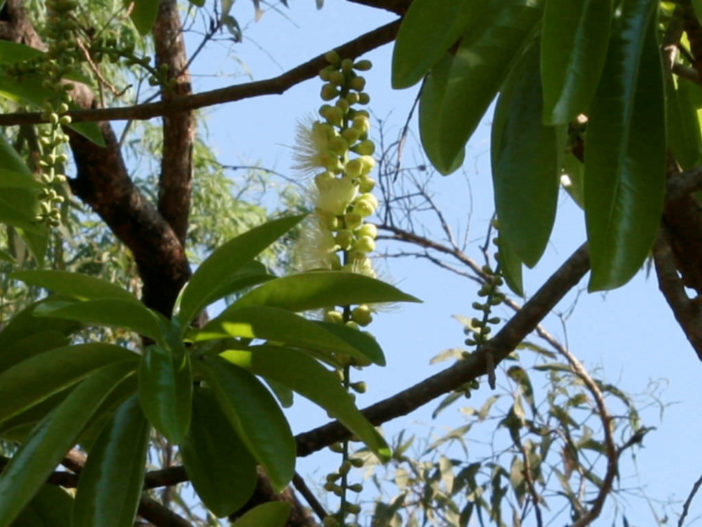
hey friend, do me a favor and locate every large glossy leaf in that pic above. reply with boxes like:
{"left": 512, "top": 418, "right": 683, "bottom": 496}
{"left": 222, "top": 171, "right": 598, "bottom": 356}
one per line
{"left": 12, "top": 270, "right": 140, "bottom": 303}
{"left": 233, "top": 271, "right": 420, "bottom": 312}
{"left": 0, "top": 41, "right": 43, "bottom": 64}
{"left": 176, "top": 214, "right": 304, "bottom": 328}
{"left": 138, "top": 344, "right": 192, "bottom": 444}
{"left": 584, "top": 0, "right": 665, "bottom": 290}
{"left": 540, "top": 0, "right": 612, "bottom": 124}
{"left": 73, "top": 396, "right": 150, "bottom": 527}
{"left": 496, "top": 236, "right": 524, "bottom": 297}
{"left": 312, "top": 320, "right": 385, "bottom": 366}
{"left": 197, "top": 305, "right": 383, "bottom": 365}
{"left": 391, "top": 0, "right": 472, "bottom": 89}
{"left": 0, "top": 391, "right": 68, "bottom": 442}
{"left": 0, "top": 362, "right": 134, "bottom": 527}
{"left": 231, "top": 502, "right": 291, "bottom": 527}
{"left": 33, "top": 298, "right": 164, "bottom": 343}
{"left": 12, "top": 485, "right": 73, "bottom": 527}
{"left": 181, "top": 387, "right": 258, "bottom": 517}
{"left": 197, "top": 358, "right": 295, "bottom": 491}
{"left": 491, "top": 42, "right": 560, "bottom": 267}
{"left": 127, "top": 0, "right": 159, "bottom": 34}
{"left": 221, "top": 347, "right": 390, "bottom": 461}
{"left": 419, "top": 55, "right": 466, "bottom": 174}
{"left": 424, "top": 0, "right": 543, "bottom": 173}
{"left": 0, "top": 343, "right": 137, "bottom": 423}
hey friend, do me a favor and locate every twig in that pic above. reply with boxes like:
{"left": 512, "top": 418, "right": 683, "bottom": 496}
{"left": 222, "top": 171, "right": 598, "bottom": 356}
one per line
{"left": 679, "top": 472, "right": 702, "bottom": 527}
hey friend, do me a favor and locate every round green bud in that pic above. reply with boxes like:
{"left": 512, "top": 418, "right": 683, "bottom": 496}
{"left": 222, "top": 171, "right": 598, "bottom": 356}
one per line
{"left": 349, "top": 483, "right": 364, "bottom": 492}
{"left": 346, "top": 92, "right": 360, "bottom": 105}
{"left": 353, "top": 59, "right": 372, "bottom": 71}
{"left": 350, "top": 457, "right": 365, "bottom": 468}
{"left": 341, "top": 58, "right": 354, "bottom": 72}
{"left": 349, "top": 76, "right": 366, "bottom": 92}
{"left": 345, "top": 320, "right": 359, "bottom": 331}
{"left": 341, "top": 127, "right": 362, "bottom": 144}
{"left": 328, "top": 136, "right": 348, "bottom": 156}
{"left": 345, "top": 212, "right": 363, "bottom": 229}
{"left": 329, "top": 70, "right": 345, "bottom": 86}
{"left": 344, "top": 158, "right": 364, "bottom": 178}
{"left": 350, "top": 382, "right": 367, "bottom": 394}
{"left": 351, "top": 305, "right": 373, "bottom": 326}
{"left": 324, "top": 50, "right": 341, "bottom": 65}
{"left": 352, "top": 114, "right": 370, "bottom": 134}
{"left": 358, "top": 92, "right": 371, "bottom": 105}
{"left": 320, "top": 83, "right": 338, "bottom": 101}
{"left": 324, "top": 310, "right": 344, "bottom": 324}
{"left": 335, "top": 97, "right": 350, "bottom": 113}
{"left": 319, "top": 66, "right": 334, "bottom": 81}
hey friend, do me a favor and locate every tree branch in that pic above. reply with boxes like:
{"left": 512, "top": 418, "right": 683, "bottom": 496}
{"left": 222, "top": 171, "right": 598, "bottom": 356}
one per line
{"left": 0, "top": 20, "right": 400, "bottom": 126}
{"left": 153, "top": 0, "right": 195, "bottom": 244}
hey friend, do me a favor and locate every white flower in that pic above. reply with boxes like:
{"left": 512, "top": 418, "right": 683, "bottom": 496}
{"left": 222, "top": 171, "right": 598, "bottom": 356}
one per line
{"left": 292, "top": 120, "right": 343, "bottom": 175}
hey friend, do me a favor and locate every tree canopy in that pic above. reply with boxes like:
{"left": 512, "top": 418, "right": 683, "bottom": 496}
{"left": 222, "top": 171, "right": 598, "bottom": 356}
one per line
{"left": 0, "top": 0, "right": 701, "bottom": 526}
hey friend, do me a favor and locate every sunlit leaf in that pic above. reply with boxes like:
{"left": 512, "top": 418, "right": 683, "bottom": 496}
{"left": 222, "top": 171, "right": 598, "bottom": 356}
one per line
{"left": 233, "top": 271, "right": 419, "bottom": 311}
{"left": 391, "top": 0, "right": 471, "bottom": 89}
{"left": 230, "top": 502, "right": 291, "bottom": 527}
{"left": 222, "top": 347, "right": 391, "bottom": 461}
{"left": 126, "top": 0, "right": 159, "bottom": 34}
{"left": 492, "top": 41, "right": 560, "bottom": 267}
{"left": 12, "top": 270, "right": 140, "bottom": 303}
{"left": 585, "top": 0, "right": 665, "bottom": 290}
{"left": 177, "top": 214, "right": 305, "bottom": 328}
{"left": 541, "top": 0, "right": 612, "bottom": 124}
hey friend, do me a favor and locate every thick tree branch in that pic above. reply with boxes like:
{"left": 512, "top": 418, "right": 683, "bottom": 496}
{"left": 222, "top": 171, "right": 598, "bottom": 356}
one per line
{"left": 296, "top": 243, "right": 590, "bottom": 456}
{"left": 0, "top": 20, "right": 400, "bottom": 126}
{"left": 153, "top": 0, "right": 194, "bottom": 244}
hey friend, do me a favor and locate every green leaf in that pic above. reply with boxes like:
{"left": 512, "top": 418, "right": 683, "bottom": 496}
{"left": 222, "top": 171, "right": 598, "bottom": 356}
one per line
{"left": 0, "top": 343, "right": 137, "bottom": 424}
{"left": 126, "top": 0, "right": 159, "bottom": 35}
{"left": 33, "top": 298, "right": 165, "bottom": 343}
{"left": 666, "top": 76, "right": 702, "bottom": 169}
{"left": 231, "top": 502, "right": 291, "bottom": 527}
{"left": 540, "top": 0, "right": 613, "bottom": 124}
{"left": 0, "top": 362, "right": 134, "bottom": 527}
{"left": 12, "top": 485, "right": 73, "bottom": 527}
{"left": 177, "top": 214, "right": 305, "bottom": 328}
{"left": 138, "top": 344, "right": 192, "bottom": 444}
{"left": 496, "top": 236, "right": 524, "bottom": 296}
{"left": 197, "top": 305, "right": 383, "bottom": 366}
{"left": 425, "top": 0, "right": 543, "bottom": 173}
{"left": 181, "top": 387, "right": 258, "bottom": 517}
{"left": 221, "top": 347, "right": 391, "bottom": 461}
{"left": 73, "top": 396, "right": 150, "bottom": 527}
{"left": 233, "top": 271, "right": 420, "bottom": 312}
{"left": 12, "top": 270, "right": 140, "bottom": 302}
{"left": 197, "top": 358, "right": 295, "bottom": 492}
{"left": 419, "top": 55, "right": 466, "bottom": 174}
{"left": 0, "top": 132, "right": 33, "bottom": 178}
{"left": 391, "top": 0, "right": 472, "bottom": 89}
{"left": 491, "top": 41, "right": 560, "bottom": 267}
{"left": 0, "top": 41, "right": 43, "bottom": 65}
{"left": 312, "top": 320, "right": 385, "bottom": 366}
{"left": 585, "top": 0, "right": 665, "bottom": 290}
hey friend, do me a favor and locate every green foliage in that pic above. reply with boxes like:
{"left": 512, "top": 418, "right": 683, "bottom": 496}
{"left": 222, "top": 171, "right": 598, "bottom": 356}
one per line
{"left": 393, "top": 0, "right": 674, "bottom": 290}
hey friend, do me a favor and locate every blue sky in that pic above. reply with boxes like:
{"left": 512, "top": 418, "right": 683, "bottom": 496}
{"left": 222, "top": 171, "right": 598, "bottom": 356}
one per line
{"left": 178, "top": 1, "right": 702, "bottom": 524}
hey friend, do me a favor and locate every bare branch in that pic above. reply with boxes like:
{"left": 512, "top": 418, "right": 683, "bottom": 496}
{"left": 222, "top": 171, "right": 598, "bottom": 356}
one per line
{"left": 0, "top": 20, "right": 400, "bottom": 126}
{"left": 679, "top": 472, "right": 702, "bottom": 527}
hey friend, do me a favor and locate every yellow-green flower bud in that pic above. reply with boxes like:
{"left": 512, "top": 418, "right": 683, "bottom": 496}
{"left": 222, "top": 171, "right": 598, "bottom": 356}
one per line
{"left": 351, "top": 305, "right": 372, "bottom": 326}
{"left": 344, "top": 158, "right": 364, "bottom": 178}
{"left": 354, "top": 139, "right": 375, "bottom": 156}
{"left": 341, "top": 58, "right": 354, "bottom": 72}
{"left": 335, "top": 97, "right": 350, "bottom": 114}
{"left": 352, "top": 114, "right": 370, "bottom": 134}
{"left": 353, "top": 193, "right": 378, "bottom": 217}
{"left": 345, "top": 212, "right": 363, "bottom": 229}
{"left": 354, "top": 235, "right": 375, "bottom": 253}
{"left": 359, "top": 176, "right": 376, "bottom": 193}
{"left": 335, "top": 229, "right": 354, "bottom": 250}
{"left": 346, "top": 92, "right": 360, "bottom": 105}
{"left": 358, "top": 92, "right": 371, "bottom": 104}
{"left": 357, "top": 223, "right": 378, "bottom": 239}
{"left": 342, "top": 127, "right": 362, "bottom": 144}
{"left": 328, "top": 136, "right": 348, "bottom": 156}
{"left": 329, "top": 70, "right": 345, "bottom": 86}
